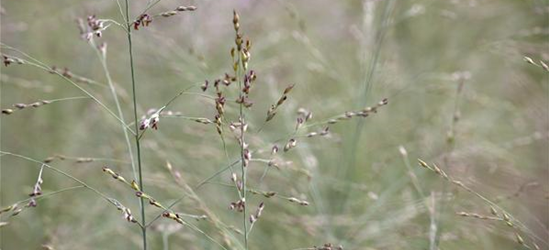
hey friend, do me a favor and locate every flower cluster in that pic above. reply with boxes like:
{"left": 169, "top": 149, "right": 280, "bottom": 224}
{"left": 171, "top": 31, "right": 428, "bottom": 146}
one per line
{"left": 83, "top": 15, "right": 109, "bottom": 40}
{"left": 139, "top": 109, "right": 162, "bottom": 130}
{"left": 229, "top": 198, "right": 246, "bottom": 212}
{"left": 133, "top": 14, "right": 153, "bottom": 30}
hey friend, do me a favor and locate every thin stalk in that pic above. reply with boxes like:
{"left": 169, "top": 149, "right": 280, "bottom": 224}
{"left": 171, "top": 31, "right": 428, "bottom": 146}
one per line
{"left": 237, "top": 53, "right": 248, "bottom": 250}
{"left": 123, "top": 1, "right": 147, "bottom": 249}
{"left": 0, "top": 152, "right": 114, "bottom": 206}
{"left": 1, "top": 185, "right": 84, "bottom": 213}
{"left": 194, "top": 159, "right": 241, "bottom": 190}
{"left": 162, "top": 233, "right": 169, "bottom": 250}
{"left": 47, "top": 96, "right": 91, "bottom": 102}
{"left": 114, "top": 0, "right": 128, "bottom": 24}
{"left": 143, "top": 189, "right": 233, "bottom": 250}
{"left": 0, "top": 50, "right": 135, "bottom": 135}
{"left": 0, "top": 153, "right": 146, "bottom": 228}
{"left": 93, "top": 41, "right": 138, "bottom": 182}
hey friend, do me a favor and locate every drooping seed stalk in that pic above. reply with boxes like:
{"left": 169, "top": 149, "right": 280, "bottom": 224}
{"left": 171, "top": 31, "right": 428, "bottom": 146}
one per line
{"left": 123, "top": 1, "right": 147, "bottom": 249}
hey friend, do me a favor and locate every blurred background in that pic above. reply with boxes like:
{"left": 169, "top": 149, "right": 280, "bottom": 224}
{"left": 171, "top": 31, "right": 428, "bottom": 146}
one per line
{"left": 1, "top": 0, "right": 548, "bottom": 249}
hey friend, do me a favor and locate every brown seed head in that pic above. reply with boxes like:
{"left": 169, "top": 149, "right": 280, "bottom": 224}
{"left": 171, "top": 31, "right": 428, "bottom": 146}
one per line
{"left": 233, "top": 10, "right": 240, "bottom": 31}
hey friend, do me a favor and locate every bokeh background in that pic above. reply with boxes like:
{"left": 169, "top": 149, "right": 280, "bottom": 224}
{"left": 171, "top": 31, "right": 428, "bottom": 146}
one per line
{"left": 1, "top": 0, "right": 548, "bottom": 249}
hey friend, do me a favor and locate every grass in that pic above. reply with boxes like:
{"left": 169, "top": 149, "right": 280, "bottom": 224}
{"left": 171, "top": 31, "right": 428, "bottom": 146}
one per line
{"left": 121, "top": 0, "right": 148, "bottom": 249}
{"left": 1, "top": 0, "right": 548, "bottom": 249}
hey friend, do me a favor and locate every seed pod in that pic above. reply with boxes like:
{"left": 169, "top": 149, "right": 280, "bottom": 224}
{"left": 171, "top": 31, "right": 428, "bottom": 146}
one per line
{"left": 288, "top": 197, "right": 300, "bottom": 203}
{"left": 398, "top": 146, "right": 408, "bottom": 156}
{"left": 149, "top": 199, "right": 162, "bottom": 208}
{"left": 11, "top": 207, "right": 23, "bottom": 217}
{"left": 319, "top": 127, "right": 330, "bottom": 136}
{"left": 418, "top": 159, "right": 429, "bottom": 169}
{"left": 231, "top": 173, "right": 238, "bottom": 183}
{"left": 243, "top": 149, "right": 251, "bottom": 167}
{"left": 503, "top": 213, "right": 510, "bottom": 222}
{"left": 233, "top": 10, "right": 240, "bottom": 32}
{"left": 14, "top": 103, "right": 26, "bottom": 109}
{"left": 161, "top": 11, "right": 178, "bottom": 17}
{"left": 524, "top": 56, "right": 535, "bottom": 65}
{"left": 256, "top": 202, "right": 265, "bottom": 218}
{"left": 379, "top": 98, "right": 388, "bottom": 106}
{"left": 2, "top": 109, "right": 13, "bottom": 115}
{"left": 283, "top": 84, "right": 295, "bottom": 94}
{"left": 264, "top": 191, "right": 277, "bottom": 198}
{"left": 123, "top": 207, "right": 136, "bottom": 223}
{"left": 305, "top": 112, "right": 313, "bottom": 121}
{"left": 43, "top": 156, "right": 55, "bottom": 163}
{"left": 201, "top": 80, "right": 209, "bottom": 91}
{"left": 296, "top": 117, "right": 304, "bottom": 130}
{"left": 266, "top": 105, "right": 276, "bottom": 121}
{"left": 307, "top": 132, "right": 318, "bottom": 137}
{"left": 249, "top": 215, "right": 256, "bottom": 223}
{"left": 284, "top": 138, "right": 297, "bottom": 152}
{"left": 489, "top": 206, "right": 498, "bottom": 216}
{"left": 131, "top": 180, "right": 140, "bottom": 191}
{"left": 515, "top": 233, "right": 524, "bottom": 245}
{"left": 276, "top": 95, "right": 287, "bottom": 106}
{"left": 176, "top": 6, "right": 197, "bottom": 11}
{"left": 0, "top": 205, "right": 14, "bottom": 215}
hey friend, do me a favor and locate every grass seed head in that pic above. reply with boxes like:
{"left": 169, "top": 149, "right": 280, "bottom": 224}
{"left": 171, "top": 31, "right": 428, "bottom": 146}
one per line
{"left": 418, "top": 159, "right": 430, "bottom": 169}
{"left": 14, "top": 103, "right": 27, "bottom": 109}
{"left": 524, "top": 56, "right": 535, "bottom": 65}
{"left": 2, "top": 109, "right": 13, "bottom": 115}
{"left": 489, "top": 206, "right": 498, "bottom": 216}
{"left": 515, "top": 233, "right": 524, "bottom": 245}
{"left": 176, "top": 6, "right": 197, "bottom": 12}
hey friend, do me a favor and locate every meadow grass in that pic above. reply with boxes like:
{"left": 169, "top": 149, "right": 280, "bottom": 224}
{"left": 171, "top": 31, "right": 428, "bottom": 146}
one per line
{"left": 1, "top": 0, "right": 548, "bottom": 249}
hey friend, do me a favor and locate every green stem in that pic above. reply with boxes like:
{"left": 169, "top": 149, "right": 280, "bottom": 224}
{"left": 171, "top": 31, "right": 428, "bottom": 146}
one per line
{"left": 92, "top": 40, "right": 138, "bottom": 183}
{"left": 123, "top": 1, "right": 147, "bottom": 249}
{"left": 237, "top": 53, "right": 248, "bottom": 250}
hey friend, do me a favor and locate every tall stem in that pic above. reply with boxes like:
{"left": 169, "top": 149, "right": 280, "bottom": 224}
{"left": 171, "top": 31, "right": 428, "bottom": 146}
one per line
{"left": 123, "top": 1, "right": 147, "bottom": 249}
{"left": 237, "top": 50, "right": 248, "bottom": 249}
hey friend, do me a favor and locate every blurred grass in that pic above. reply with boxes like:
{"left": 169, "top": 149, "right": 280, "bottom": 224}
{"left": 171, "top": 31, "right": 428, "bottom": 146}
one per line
{"left": 1, "top": 0, "right": 548, "bottom": 249}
